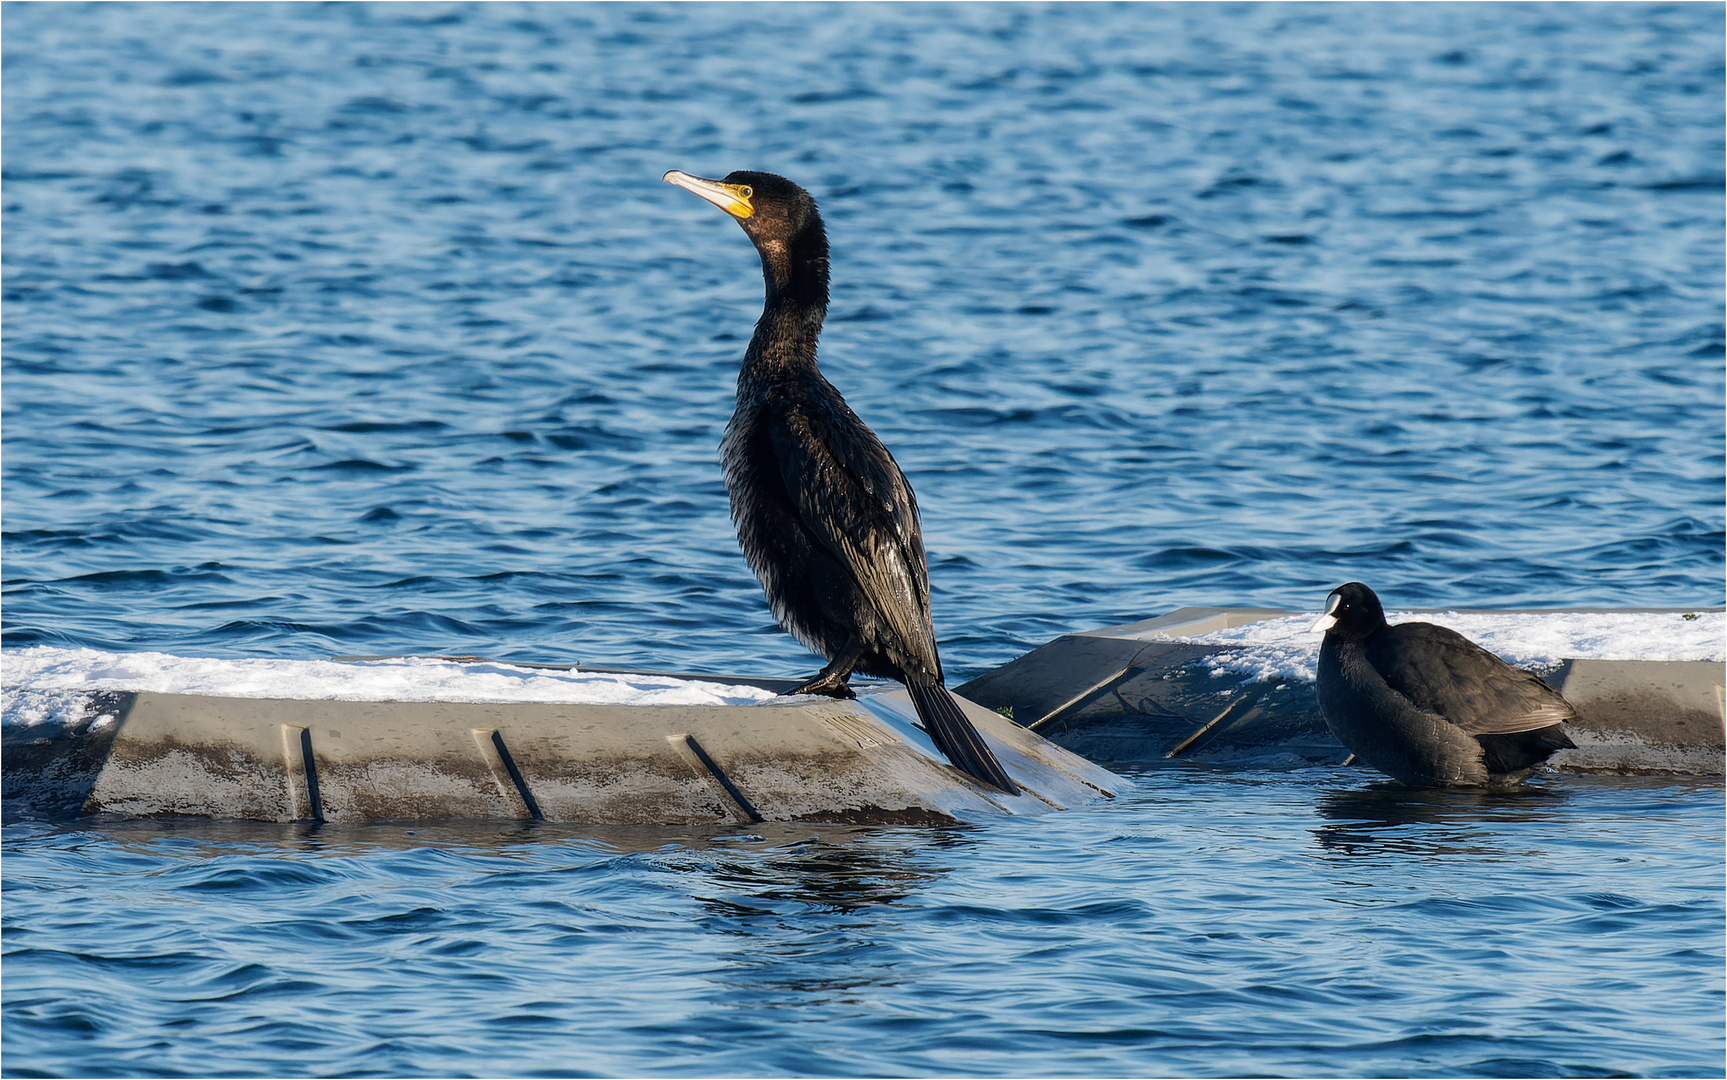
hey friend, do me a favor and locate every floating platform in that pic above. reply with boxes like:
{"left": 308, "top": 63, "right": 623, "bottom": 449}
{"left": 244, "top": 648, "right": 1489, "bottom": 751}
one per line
{"left": 1, "top": 683, "right": 1121, "bottom": 825}
{"left": 5, "top": 605, "right": 1717, "bottom": 824}
{"left": 957, "top": 607, "right": 1725, "bottom": 775}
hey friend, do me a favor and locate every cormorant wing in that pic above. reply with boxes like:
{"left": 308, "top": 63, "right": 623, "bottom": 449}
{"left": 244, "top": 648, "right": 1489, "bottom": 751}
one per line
{"left": 765, "top": 392, "right": 939, "bottom": 672}
{"left": 1366, "top": 622, "right": 1578, "bottom": 736}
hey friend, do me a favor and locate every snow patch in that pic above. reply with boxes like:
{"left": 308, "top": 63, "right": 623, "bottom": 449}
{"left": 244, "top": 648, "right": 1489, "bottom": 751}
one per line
{"left": 1165, "top": 610, "right": 1725, "bottom": 684}
{"left": 1, "top": 647, "right": 780, "bottom": 727}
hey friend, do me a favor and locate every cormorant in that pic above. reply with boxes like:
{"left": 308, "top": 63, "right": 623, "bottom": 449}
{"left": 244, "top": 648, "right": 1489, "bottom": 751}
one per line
{"left": 1310, "top": 582, "right": 1577, "bottom": 786}
{"left": 663, "top": 168, "right": 1019, "bottom": 795}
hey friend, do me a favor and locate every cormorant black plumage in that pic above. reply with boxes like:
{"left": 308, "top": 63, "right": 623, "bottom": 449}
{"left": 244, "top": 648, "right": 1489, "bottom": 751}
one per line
{"left": 1311, "top": 581, "right": 1577, "bottom": 787}
{"left": 664, "top": 168, "right": 1019, "bottom": 795}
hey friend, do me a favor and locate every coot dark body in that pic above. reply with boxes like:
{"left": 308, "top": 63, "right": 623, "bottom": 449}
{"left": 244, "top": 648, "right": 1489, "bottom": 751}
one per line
{"left": 663, "top": 169, "right": 1018, "bottom": 794}
{"left": 1311, "top": 582, "right": 1577, "bottom": 786}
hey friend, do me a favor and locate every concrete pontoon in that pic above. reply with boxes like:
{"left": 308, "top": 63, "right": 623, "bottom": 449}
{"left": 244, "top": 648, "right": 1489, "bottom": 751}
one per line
{"left": 5, "top": 606, "right": 1718, "bottom": 824}
{"left": 2, "top": 684, "right": 1121, "bottom": 825}
{"left": 958, "top": 607, "right": 1725, "bottom": 775}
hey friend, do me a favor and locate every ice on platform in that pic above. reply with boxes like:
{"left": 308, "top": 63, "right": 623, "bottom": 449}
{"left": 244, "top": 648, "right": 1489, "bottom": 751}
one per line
{"left": 1169, "top": 610, "right": 1726, "bottom": 684}
{"left": 1, "top": 647, "right": 778, "bottom": 728}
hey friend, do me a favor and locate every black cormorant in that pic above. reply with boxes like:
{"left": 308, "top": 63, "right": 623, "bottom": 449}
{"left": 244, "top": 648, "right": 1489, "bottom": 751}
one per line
{"left": 1310, "top": 582, "right": 1577, "bottom": 786}
{"left": 663, "top": 168, "right": 1019, "bottom": 795}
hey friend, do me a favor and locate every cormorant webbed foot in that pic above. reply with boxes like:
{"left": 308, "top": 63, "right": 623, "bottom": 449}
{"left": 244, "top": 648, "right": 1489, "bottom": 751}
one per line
{"left": 787, "top": 641, "right": 862, "bottom": 698}
{"left": 786, "top": 671, "right": 856, "bottom": 699}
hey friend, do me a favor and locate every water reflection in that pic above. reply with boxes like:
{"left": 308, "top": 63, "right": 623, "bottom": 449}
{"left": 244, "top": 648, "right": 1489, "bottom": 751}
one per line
{"left": 1311, "top": 782, "right": 1569, "bottom": 860}
{"left": 682, "top": 825, "right": 962, "bottom": 915}
{"left": 5, "top": 777, "right": 1721, "bottom": 1078}
{"left": 12, "top": 816, "right": 632, "bottom": 859}
{"left": 6, "top": 815, "right": 972, "bottom": 876}
{"left": 661, "top": 827, "right": 970, "bottom": 1011}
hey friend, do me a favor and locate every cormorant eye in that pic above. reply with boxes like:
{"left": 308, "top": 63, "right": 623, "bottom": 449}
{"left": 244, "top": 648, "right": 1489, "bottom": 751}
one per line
{"left": 740, "top": 186, "right": 753, "bottom": 198}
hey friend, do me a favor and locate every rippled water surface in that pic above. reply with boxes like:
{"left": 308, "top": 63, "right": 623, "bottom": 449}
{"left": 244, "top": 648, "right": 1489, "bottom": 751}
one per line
{"left": 3, "top": 3, "right": 1723, "bottom": 1076}
{"left": 5, "top": 2, "right": 1723, "bottom": 674}
{"left": 5, "top": 773, "right": 1724, "bottom": 1078}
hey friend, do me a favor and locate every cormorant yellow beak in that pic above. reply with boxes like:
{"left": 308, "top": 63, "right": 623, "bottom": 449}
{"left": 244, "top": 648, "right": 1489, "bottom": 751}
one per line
{"left": 663, "top": 170, "right": 755, "bottom": 220}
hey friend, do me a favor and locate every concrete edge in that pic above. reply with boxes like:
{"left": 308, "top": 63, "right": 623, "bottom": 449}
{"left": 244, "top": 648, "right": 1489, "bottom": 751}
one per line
{"left": 2, "top": 686, "right": 1123, "bottom": 826}
{"left": 957, "top": 608, "right": 1725, "bottom": 775}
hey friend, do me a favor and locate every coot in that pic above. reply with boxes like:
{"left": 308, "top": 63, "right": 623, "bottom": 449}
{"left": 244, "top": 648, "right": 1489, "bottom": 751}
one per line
{"left": 1311, "top": 582, "right": 1577, "bottom": 786}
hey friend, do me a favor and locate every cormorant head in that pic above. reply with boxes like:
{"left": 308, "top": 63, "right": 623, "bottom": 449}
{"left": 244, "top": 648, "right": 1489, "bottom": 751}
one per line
{"left": 663, "top": 169, "right": 828, "bottom": 300}
{"left": 1309, "top": 581, "right": 1387, "bottom": 640}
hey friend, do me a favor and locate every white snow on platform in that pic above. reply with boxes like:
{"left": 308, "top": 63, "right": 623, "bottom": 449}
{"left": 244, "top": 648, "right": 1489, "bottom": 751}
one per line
{"left": 1169, "top": 610, "right": 1726, "bottom": 684}
{"left": 1, "top": 648, "right": 779, "bottom": 728}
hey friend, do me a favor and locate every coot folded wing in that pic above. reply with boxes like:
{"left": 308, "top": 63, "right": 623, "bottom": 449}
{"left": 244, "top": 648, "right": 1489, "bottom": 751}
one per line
{"left": 1368, "top": 621, "right": 1579, "bottom": 736}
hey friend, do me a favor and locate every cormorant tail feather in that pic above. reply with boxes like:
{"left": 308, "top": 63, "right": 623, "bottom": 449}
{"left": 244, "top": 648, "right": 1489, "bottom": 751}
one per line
{"left": 905, "top": 680, "right": 1020, "bottom": 795}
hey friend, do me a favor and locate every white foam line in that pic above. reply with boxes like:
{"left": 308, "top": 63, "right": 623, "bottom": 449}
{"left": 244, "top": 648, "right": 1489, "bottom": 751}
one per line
{"left": 1, "top": 646, "right": 780, "bottom": 728}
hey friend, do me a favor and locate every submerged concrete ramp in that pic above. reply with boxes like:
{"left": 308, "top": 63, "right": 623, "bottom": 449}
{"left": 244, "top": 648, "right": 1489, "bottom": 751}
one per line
{"left": 2, "top": 686, "right": 1121, "bottom": 825}
{"left": 957, "top": 607, "right": 1726, "bottom": 775}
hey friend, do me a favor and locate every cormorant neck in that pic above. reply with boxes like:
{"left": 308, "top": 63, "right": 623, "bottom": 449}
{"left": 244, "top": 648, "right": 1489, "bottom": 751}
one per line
{"left": 745, "top": 220, "right": 829, "bottom": 375}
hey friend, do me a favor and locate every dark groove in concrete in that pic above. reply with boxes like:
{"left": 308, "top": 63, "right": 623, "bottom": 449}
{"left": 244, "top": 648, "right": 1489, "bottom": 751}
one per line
{"left": 298, "top": 727, "right": 324, "bottom": 822}
{"left": 681, "top": 734, "right": 762, "bottom": 823}
{"left": 490, "top": 730, "right": 543, "bottom": 820}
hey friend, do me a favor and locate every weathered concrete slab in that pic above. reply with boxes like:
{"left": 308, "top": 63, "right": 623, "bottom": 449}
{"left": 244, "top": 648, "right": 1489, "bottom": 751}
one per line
{"left": 2, "top": 686, "right": 1121, "bottom": 825}
{"left": 956, "top": 607, "right": 1725, "bottom": 775}
{"left": 1, "top": 691, "right": 132, "bottom": 819}
{"left": 1544, "top": 659, "right": 1725, "bottom": 774}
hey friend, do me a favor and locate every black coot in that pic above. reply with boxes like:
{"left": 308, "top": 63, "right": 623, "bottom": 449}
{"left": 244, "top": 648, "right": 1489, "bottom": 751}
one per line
{"left": 1311, "top": 582, "right": 1577, "bottom": 786}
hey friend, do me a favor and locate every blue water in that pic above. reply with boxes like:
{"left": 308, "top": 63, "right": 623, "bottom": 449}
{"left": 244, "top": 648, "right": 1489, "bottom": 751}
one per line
{"left": 3, "top": 3, "right": 1723, "bottom": 1076}
{"left": 5, "top": 774, "right": 1724, "bottom": 1079}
